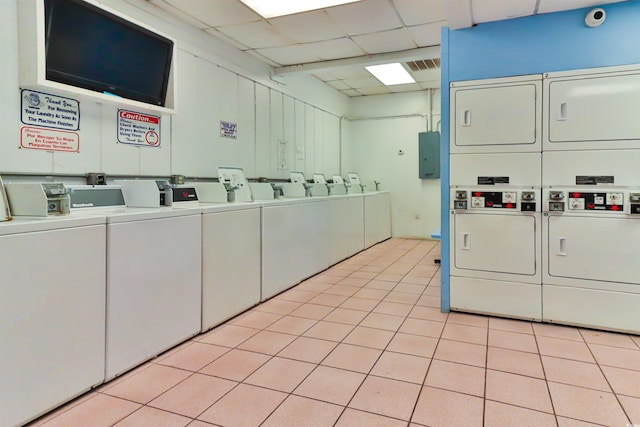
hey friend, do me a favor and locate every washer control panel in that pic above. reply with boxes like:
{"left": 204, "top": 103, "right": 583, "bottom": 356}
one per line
{"left": 452, "top": 189, "right": 538, "bottom": 212}
{"left": 544, "top": 189, "right": 636, "bottom": 213}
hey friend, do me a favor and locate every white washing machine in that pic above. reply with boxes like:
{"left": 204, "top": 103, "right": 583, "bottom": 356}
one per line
{"left": 68, "top": 186, "right": 202, "bottom": 380}
{"left": 450, "top": 74, "right": 542, "bottom": 154}
{"left": 542, "top": 187, "right": 640, "bottom": 334}
{"left": 0, "top": 215, "right": 106, "bottom": 427}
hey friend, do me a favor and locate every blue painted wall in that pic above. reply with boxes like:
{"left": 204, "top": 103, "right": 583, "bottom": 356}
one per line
{"left": 440, "top": 0, "right": 640, "bottom": 312}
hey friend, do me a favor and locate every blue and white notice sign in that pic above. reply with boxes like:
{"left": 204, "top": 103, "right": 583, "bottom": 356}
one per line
{"left": 220, "top": 121, "right": 237, "bottom": 139}
{"left": 21, "top": 89, "right": 80, "bottom": 131}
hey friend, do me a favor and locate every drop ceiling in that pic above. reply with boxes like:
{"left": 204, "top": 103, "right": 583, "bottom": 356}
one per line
{"left": 145, "top": 0, "right": 627, "bottom": 97}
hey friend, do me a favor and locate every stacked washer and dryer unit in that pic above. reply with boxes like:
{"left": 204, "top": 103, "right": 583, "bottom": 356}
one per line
{"left": 449, "top": 64, "right": 640, "bottom": 334}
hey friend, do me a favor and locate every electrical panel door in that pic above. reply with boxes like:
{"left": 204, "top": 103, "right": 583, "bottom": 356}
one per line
{"left": 419, "top": 131, "right": 440, "bottom": 179}
{"left": 450, "top": 75, "right": 541, "bottom": 154}
{"left": 545, "top": 66, "right": 640, "bottom": 150}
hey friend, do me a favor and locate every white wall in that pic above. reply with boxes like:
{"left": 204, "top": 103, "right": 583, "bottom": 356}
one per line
{"left": 343, "top": 90, "right": 442, "bottom": 239}
{"left": 0, "top": 0, "right": 348, "bottom": 179}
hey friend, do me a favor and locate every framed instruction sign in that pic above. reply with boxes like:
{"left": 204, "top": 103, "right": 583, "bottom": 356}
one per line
{"left": 117, "top": 109, "right": 161, "bottom": 147}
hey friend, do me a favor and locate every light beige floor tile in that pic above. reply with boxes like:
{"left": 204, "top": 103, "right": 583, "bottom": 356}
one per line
{"left": 265, "top": 315, "right": 317, "bottom": 335}
{"left": 113, "top": 407, "right": 191, "bottom": 427}
{"left": 484, "top": 400, "right": 556, "bottom": 427}
{"left": 296, "top": 281, "right": 334, "bottom": 293}
{"left": 303, "top": 320, "right": 354, "bottom": 342}
{"left": 276, "top": 289, "right": 320, "bottom": 303}
{"left": 387, "top": 333, "right": 438, "bottom": 358}
{"left": 373, "top": 301, "right": 413, "bottom": 317}
{"left": 339, "top": 297, "right": 379, "bottom": 312}
{"left": 322, "top": 307, "right": 369, "bottom": 325}
{"left": 447, "top": 312, "right": 489, "bottom": 328}
{"left": 360, "top": 312, "right": 405, "bottom": 331}
{"left": 337, "top": 277, "right": 370, "bottom": 287}
{"left": 424, "top": 360, "right": 485, "bottom": 397}
{"left": 353, "top": 288, "right": 390, "bottom": 300}
{"left": 197, "top": 384, "right": 287, "bottom": 427}
{"left": 537, "top": 336, "right": 595, "bottom": 363}
{"left": 323, "top": 285, "right": 360, "bottom": 297}
{"left": 343, "top": 326, "right": 395, "bottom": 350}
{"left": 393, "top": 282, "right": 426, "bottom": 294}
{"left": 400, "top": 318, "right": 445, "bottom": 338}
{"left": 601, "top": 366, "right": 640, "bottom": 398}
{"left": 349, "top": 376, "right": 421, "bottom": 421}
{"left": 408, "top": 306, "right": 449, "bottom": 322}
{"left": 434, "top": 339, "right": 486, "bottom": 367}
{"left": 442, "top": 323, "right": 488, "bottom": 345}
{"left": 39, "top": 394, "right": 141, "bottom": 427}
{"left": 199, "top": 349, "right": 270, "bottom": 381}
{"left": 244, "top": 357, "right": 315, "bottom": 392}
{"left": 277, "top": 336, "right": 338, "bottom": 363}
{"left": 336, "top": 409, "right": 406, "bottom": 427}
{"left": 288, "top": 303, "right": 334, "bottom": 320}
{"left": 236, "top": 330, "right": 297, "bottom": 355}
{"left": 321, "top": 343, "right": 382, "bottom": 373}
{"left": 533, "top": 323, "right": 584, "bottom": 341}
{"left": 485, "top": 369, "right": 553, "bottom": 413}
{"left": 549, "top": 381, "right": 629, "bottom": 426}
{"left": 102, "top": 364, "right": 191, "bottom": 404}
{"left": 293, "top": 365, "right": 365, "bottom": 405}
{"left": 415, "top": 295, "right": 440, "bottom": 308}
{"left": 156, "top": 342, "right": 229, "bottom": 372}
{"left": 371, "top": 351, "right": 431, "bottom": 384}
{"left": 308, "top": 293, "right": 349, "bottom": 307}
{"left": 364, "top": 279, "right": 397, "bottom": 291}
{"left": 384, "top": 291, "right": 420, "bottom": 305}
{"left": 542, "top": 356, "right": 610, "bottom": 391}
{"left": 488, "top": 317, "right": 534, "bottom": 334}
{"left": 261, "top": 395, "right": 343, "bottom": 427}
{"left": 230, "top": 311, "right": 282, "bottom": 329}
{"left": 488, "top": 329, "right": 539, "bottom": 353}
{"left": 197, "top": 325, "right": 260, "bottom": 347}
{"left": 619, "top": 395, "right": 640, "bottom": 424}
{"left": 148, "top": 374, "right": 235, "bottom": 418}
{"left": 487, "top": 347, "right": 544, "bottom": 379}
{"left": 580, "top": 329, "right": 639, "bottom": 349}
{"left": 589, "top": 343, "right": 640, "bottom": 370}
{"left": 412, "top": 386, "right": 483, "bottom": 427}
{"left": 252, "top": 299, "right": 302, "bottom": 315}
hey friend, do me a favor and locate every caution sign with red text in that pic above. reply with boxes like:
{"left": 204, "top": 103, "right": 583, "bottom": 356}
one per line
{"left": 117, "top": 109, "right": 161, "bottom": 147}
{"left": 20, "top": 127, "right": 80, "bottom": 152}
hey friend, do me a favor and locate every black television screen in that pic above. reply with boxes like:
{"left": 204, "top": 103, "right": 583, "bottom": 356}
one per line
{"left": 44, "top": 0, "right": 173, "bottom": 107}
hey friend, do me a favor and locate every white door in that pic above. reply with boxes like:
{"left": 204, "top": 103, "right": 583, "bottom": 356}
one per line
{"left": 547, "top": 215, "right": 640, "bottom": 284}
{"left": 545, "top": 70, "right": 640, "bottom": 150}
{"left": 451, "top": 77, "right": 541, "bottom": 153}
{"left": 453, "top": 213, "right": 537, "bottom": 276}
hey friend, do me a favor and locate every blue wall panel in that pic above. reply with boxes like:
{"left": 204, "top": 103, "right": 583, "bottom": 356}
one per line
{"left": 440, "top": 0, "right": 640, "bottom": 313}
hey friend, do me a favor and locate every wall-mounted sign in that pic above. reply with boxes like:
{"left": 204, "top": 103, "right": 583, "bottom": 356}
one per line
{"left": 20, "top": 126, "right": 80, "bottom": 152}
{"left": 21, "top": 89, "right": 80, "bottom": 131}
{"left": 277, "top": 139, "right": 289, "bottom": 171}
{"left": 220, "top": 121, "right": 237, "bottom": 139}
{"left": 117, "top": 109, "right": 160, "bottom": 147}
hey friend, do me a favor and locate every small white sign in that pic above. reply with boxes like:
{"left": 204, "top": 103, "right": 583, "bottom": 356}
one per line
{"left": 20, "top": 126, "right": 80, "bottom": 153}
{"left": 117, "top": 109, "right": 161, "bottom": 147}
{"left": 277, "top": 140, "right": 289, "bottom": 171}
{"left": 21, "top": 90, "right": 80, "bottom": 131}
{"left": 220, "top": 121, "right": 237, "bottom": 139}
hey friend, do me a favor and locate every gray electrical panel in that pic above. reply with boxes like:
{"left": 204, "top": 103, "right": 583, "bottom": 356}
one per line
{"left": 419, "top": 131, "right": 440, "bottom": 179}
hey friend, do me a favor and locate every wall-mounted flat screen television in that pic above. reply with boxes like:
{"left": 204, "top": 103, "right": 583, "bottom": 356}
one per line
{"left": 44, "top": 0, "right": 174, "bottom": 107}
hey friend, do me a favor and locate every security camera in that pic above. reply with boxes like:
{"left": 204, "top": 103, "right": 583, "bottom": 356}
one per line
{"left": 585, "top": 8, "right": 606, "bottom": 27}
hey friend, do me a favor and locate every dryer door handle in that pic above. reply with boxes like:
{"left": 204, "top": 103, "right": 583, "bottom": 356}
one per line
{"left": 462, "top": 233, "right": 470, "bottom": 250}
{"left": 558, "top": 237, "right": 567, "bottom": 256}
{"left": 461, "top": 109, "right": 471, "bottom": 127}
{"left": 558, "top": 102, "right": 568, "bottom": 121}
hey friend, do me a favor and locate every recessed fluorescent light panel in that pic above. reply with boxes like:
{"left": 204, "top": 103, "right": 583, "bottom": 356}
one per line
{"left": 365, "top": 63, "right": 416, "bottom": 86}
{"left": 240, "top": 0, "right": 361, "bottom": 18}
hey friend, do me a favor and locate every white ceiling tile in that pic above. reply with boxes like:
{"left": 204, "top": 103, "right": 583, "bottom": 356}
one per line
{"left": 330, "top": 68, "right": 372, "bottom": 80}
{"left": 203, "top": 28, "right": 250, "bottom": 50}
{"left": 389, "top": 82, "right": 424, "bottom": 92}
{"left": 162, "top": 0, "right": 260, "bottom": 27}
{"left": 538, "top": 0, "right": 627, "bottom": 14}
{"left": 392, "top": 0, "right": 447, "bottom": 26}
{"left": 357, "top": 86, "right": 393, "bottom": 95}
{"left": 216, "top": 21, "right": 295, "bottom": 49}
{"left": 326, "top": 0, "right": 404, "bottom": 36}
{"left": 304, "top": 37, "right": 366, "bottom": 61}
{"left": 268, "top": 11, "right": 346, "bottom": 43}
{"left": 411, "top": 68, "right": 441, "bottom": 83}
{"left": 255, "top": 45, "right": 323, "bottom": 66}
{"left": 407, "top": 21, "right": 445, "bottom": 47}
{"left": 352, "top": 28, "right": 417, "bottom": 54}
{"left": 311, "top": 71, "right": 339, "bottom": 81}
{"left": 325, "top": 80, "right": 352, "bottom": 90}
{"left": 150, "top": 0, "right": 210, "bottom": 29}
{"left": 244, "top": 49, "right": 281, "bottom": 67}
{"left": 471, "top": 0, "right": 536, "bottom": 23}
{"left": 343, "top": 76, "right": 383, "bottom": 88}
{"left": 341, "top": 88, "right": 363, "bottom": 96}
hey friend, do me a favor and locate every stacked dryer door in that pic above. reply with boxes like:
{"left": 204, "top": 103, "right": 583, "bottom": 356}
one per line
{"left": 542, "top": 65, "right": 640, "bottom": 334}
{"left": 449, "top": 75, "right": 542, "bottom": 320}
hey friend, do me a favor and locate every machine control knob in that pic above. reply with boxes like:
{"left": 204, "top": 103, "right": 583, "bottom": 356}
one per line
{"left": 521, "top": 191, "right": 536, "bottom": 201}
{"left": 549, "top": 191, "right": 564, "bottom": 201}
{"left": 549, "top": 201, "right": 565, "bottom": 212}
{"left": 455, "top": 190, "right": 468, "bottom": 200}
{"left": 630, "top": 193, "right": 640, "bottom": 203}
